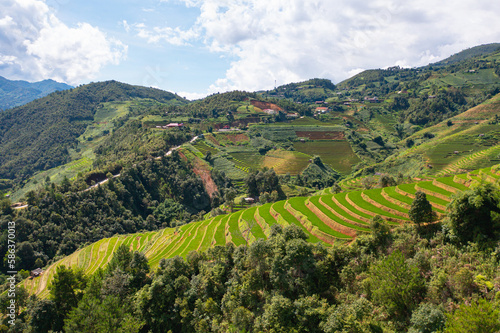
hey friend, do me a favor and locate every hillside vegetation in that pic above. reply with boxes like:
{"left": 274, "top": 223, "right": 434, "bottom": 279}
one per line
{"left": 3, "top": 43, "right": 500, "bottom": 332}
{"left": 0, "top": 81, "right": 187, "bottom": 186}
{"left": 7, "top": 165, "right": 500, "bottom": 332}
{"left": 20, "top": 165, "right": 500, "bottom": 297}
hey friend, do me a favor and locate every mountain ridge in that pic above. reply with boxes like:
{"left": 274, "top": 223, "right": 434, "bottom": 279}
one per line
{"left": 0, "top": 76, "right": 73, "bottom": 110}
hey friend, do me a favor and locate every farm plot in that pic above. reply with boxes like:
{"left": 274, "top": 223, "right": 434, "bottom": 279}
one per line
{"left": 346, "top": 191, "right": 406, "bottom": 224}
{"left": 293, "top": 141, "right": 361, "bottom": 175}
{"left": 319, "top": 195, "right": 370, "bottom": 226}
{"left": 308, "top": 196, "right": 370, "bottom": 234}
{"left": 332, "top": 192, "right": 373, "bottom": 222}
{"left": 287, "top": 197, "right": 352, "bottom": 240}
{"left": 240, "top": 207, "right": 267, "bottom": 240}
{"left": 197, "top": 216, "right": 223, "bottom": 253}
{"left": 24, "top": 167, "right": 500, "bottom": 298}
{"left": 261, "top": 150, "right": 311, "bottom": 174}
{"left": 271, "top": 201, "right": 322, "bottom": 244}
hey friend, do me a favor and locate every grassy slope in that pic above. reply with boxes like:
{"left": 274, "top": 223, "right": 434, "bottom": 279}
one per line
{"left": 382, "top": 93, "right": 500, "bottom": 176}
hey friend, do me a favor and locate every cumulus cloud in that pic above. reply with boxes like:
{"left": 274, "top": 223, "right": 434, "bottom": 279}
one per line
{"left": 141, "top": 0, "right": 500, "bottom": 94}
{"left": 0, "top": 0, "right": 127, "bottom": 84}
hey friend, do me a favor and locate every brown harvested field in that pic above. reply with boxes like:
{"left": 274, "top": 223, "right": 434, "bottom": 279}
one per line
{"left": 295, "top": 131, "right": 345, "bottom": 140}
{"left": 250, "top": 100, "right": 283, "bottom": 111}
{"left": 223, "top": 133, "right": 250, "bottom": 143}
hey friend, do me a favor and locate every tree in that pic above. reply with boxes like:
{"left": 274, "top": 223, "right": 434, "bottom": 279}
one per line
{"left": 49, "top": 265, "right": 87, "bottom": 331}
{"left": 224, "top": 188, "right": 237, "bottom": 212}
{"left": 379, "top": 174, "right": 397, "bottom": 188}
{"left": 444, "top": 299, "right": 500, "bottom": 332}
{"left": 370, "top": 215, "right": 392, "bottom": 247}
{"left": 367, "top": 250, "right": 425, "bottom": 322}
{"left": 26, "top": 299, "right": 59, "bottom": 333}
{"left": 445, "top": 183, "right": 500, "bottom": 243}
{"left": 409, "top": 191, "right": 435, "bottom": 225}
{"left": 409, "top": 302, "right": 445, "bottom": 333}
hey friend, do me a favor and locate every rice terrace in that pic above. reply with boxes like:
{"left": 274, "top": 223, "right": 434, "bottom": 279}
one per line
{"left": 21, "top": 165, "right": 500, "bottom": 297}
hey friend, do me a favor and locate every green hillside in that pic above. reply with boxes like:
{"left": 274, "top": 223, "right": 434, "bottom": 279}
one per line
{"left": 21, "top": 165, "right": 500, "bottom": 297}
{"left": 0, "top": 81, "right": 187, "bottom": 189}
{"left": 368, "top": 93, "right": 500, "bottom": 177}
{"left": 434, "top": 43, "right": 500, "bottom": 66}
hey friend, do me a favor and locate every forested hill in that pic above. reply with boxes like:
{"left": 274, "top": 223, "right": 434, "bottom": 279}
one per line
{"left": 0, "top": 81, "right": 187, "bottom": 184}
{"left": 0, "top": 76, "right": 73, "bottom": 111}
{"left": 434, "top": 43, "right": 500, "bottom": 66}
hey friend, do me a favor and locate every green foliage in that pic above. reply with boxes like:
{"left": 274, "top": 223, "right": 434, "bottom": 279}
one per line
{"left": 0, "top": 154, "right": 211, "bottom": 272}
{"left": 245, "top": 168, "right": 285, "bottom": 200}
{"left": 409, "top": 302, "right": 446, "bottom": 333}
{"left": 299, "top": 157, "right": 342, "bottom": 189}
{"left": 409, "top": 191, "right": 435, "bottom": 225}
{"left": 165, "top": 90, "right": 255, "bottom": 119}
{"left": 367, "top": 249, "right": 425, "bottom": 322}
{"left": 444, "top": 299, "right": 500, "bottom": 332}
{"left": 445, "top": 182, "right": 500, "bottom": 243}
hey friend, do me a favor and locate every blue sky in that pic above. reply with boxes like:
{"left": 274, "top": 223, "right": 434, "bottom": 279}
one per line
{"left": 1, "top": 0, "right": 500, "bottom": 99}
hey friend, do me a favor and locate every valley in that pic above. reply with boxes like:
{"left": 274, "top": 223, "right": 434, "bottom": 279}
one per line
{"left": 2, "top": 43, "right": 500, "bottom": 332}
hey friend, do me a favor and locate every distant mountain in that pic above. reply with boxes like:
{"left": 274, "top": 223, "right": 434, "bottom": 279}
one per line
{"left": 0, "top": 76, "right": 73, "bottom": 110}
{"left": 433, "top": 43, "right": 500, "bottom": 66}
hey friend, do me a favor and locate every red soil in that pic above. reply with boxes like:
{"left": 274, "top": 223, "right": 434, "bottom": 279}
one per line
{"left": 192, "top": 158, "right": 218, "bottom": 198}
{"left": 249, "top": 100, "right": 283, "bottom": 111}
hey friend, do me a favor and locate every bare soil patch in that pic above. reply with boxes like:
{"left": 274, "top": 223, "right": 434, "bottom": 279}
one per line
{"left": 192, "top": 158, "right": 218, "bottom": 197}
{"left": 250, "top": 100, "right": 283, "bottom": 111}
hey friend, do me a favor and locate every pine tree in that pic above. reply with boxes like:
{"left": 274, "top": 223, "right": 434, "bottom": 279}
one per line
{"left": 409, "top": 191, "right": 434, "bottom": 225}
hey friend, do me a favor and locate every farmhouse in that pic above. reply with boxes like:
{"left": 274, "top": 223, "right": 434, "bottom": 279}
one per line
{"left": 31, "top": 268, "right": 43, "bottom": 278}
{"left": 244, "top": 197, "right": 255, "bottom": 204}
{"left": 263, "top": 109, "right": 277, "bottom": 115}
{"left": 166, "top": 123, "right": 184, "bottom": 128}
{"left": 286, "top": 112, "right": 299, "bottom": 119}
{"left": 364, "top": 96, "right": 379, "bottom": 103}
{"left": 315, "top": 107, "right": 329, "bottom": 114}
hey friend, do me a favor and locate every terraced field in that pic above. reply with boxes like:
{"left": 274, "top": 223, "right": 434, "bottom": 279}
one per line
{"left": 22, "top": 167, "right": 499, "bottom": 297}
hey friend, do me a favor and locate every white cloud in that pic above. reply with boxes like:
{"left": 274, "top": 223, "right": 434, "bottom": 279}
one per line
{"left": 133, "top": 23, "right": 198, "bottom": 46}
{"left": 145, "top": 0, "right": 500, "bottom": 94}
{"left": 0, "top": 0, "right": 127, "bottom": 84}
{"left": 177, "top": 91, "right": 209, "bottom": 100}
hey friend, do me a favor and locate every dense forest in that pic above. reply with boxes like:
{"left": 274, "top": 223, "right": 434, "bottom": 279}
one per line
{"left": 0, "top": 152, "right": 214, "bottom": 272}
